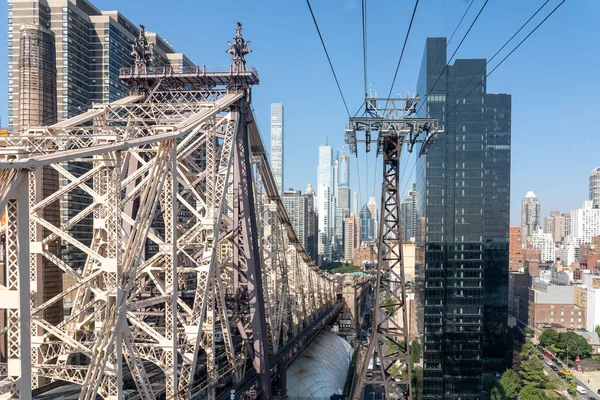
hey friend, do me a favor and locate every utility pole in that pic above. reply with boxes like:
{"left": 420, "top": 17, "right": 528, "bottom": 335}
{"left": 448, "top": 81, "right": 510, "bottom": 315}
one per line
{"left": 347, "top": 95, "right": 439, "bottom": 400}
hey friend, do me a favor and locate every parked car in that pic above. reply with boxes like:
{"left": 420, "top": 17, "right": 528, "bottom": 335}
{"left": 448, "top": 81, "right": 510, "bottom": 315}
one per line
{"left": 550, "top": 365, "right": 558, "bottom": 372}
{"left": 537, "top": 354, "right": 544, "bottom": 360}
{"left": 558, "top": 372, "right": 566, "bottom": 379}
{"left": 559, "top": 369, "right": 572, "bottom": 376}
{"left": 576, "top": 386, "right": 587, "bottom": 395}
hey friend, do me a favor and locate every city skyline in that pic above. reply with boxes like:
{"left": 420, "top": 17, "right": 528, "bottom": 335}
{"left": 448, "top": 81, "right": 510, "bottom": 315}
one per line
{"left": 2, "top": 1, "right": 598, "bottom": 225}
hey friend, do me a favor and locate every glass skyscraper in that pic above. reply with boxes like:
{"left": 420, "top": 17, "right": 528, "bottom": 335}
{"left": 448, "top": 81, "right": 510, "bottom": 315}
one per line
{"left": 416, "top": 38, "right": 511, "bottom": 399}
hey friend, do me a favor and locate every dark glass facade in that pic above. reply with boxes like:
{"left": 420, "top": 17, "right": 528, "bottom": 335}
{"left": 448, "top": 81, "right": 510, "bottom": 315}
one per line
{"left": 415, "top": 38, "right": 510, "bottom": 399}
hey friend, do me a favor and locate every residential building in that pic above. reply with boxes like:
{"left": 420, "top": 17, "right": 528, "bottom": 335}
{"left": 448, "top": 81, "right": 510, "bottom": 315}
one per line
{"left": 531, "top": 229, "right": 556, "bottom": 263}
{"left": 270, "top": 103, "right": 284, "bottom": 195}
{"left": 401, "top": 183, "right": 417, "bottom": 242}
{"left": 509, "top": 227, "right": 524, "bottom": 272}
{"left": 344, "top": 216, "right": 359, "bottom": 260}
{"left": 337, "top": 186, "right": 351, "bottom": 212}
{"left": 352, "top": 244, "right": 375, "bottom": 267}
{"left": 528, "top": 282, "right": 584, "bottom": 330}
{"left": 522, "top": 191, "right": 541, "bottom": 238}
{"left": 572, "top": 200, "right": 600, "bottom": 243}
{"left": 339, "top": 154, "right": 350, "bottom": 187}
{"left": 8, "top": 0, "right": 190, "bottom": 273}
{"left": 544, "top": 210, "right": 567, "bottom": 244}
{"left": 282, "top": 189, "right": 307, "bottom": 250}
{"left": 304, "top": 185, "right": 318, "bottom": 263}
{"left": 575, "top": 273, "right": 600, "bottom": 333}
{"left": 317, "top": 184, "right": 333, "bottom": 260}
{"left": 359, "top": 205, "right": 374, "bottom": 241}
{"left": 590, "top": 167, "right": 600, "bottom": 207}
{"left": 17, "top": 24, "right": 62, "bottom": 326}
{"left": 317, "top": 146, "right": 334, "bottom": 259}
{"left": 416, "top": 37, "right": 511, "bottom": 397}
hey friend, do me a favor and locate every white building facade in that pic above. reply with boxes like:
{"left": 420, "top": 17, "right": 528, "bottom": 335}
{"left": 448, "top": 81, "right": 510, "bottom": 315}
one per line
{"left": 270, "top": 103, "right": 284, "bottom": 195}
{"left": 531, "top": 230, "right": 556, "bottom": 263}
{"left": 571, "top": 200, "right": 600, "bottom": 243}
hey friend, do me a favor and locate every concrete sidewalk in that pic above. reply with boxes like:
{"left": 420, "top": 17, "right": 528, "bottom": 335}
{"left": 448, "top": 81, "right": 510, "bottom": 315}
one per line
{"left": 571, "top": 368, "right": 600, "bottom": 397}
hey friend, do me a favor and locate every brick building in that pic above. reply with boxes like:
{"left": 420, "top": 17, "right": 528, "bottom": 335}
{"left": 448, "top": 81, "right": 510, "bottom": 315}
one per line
{"left": 528, "top": 282, "right": 585, "bottom": 329}
{"left": 509, "top": 226, "right": 524, "bottom": 271}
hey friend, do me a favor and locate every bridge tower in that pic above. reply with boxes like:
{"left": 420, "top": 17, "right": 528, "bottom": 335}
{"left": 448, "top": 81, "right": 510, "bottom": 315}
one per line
{"left": 0, "top": 22, "right": 339, "bottom": 400}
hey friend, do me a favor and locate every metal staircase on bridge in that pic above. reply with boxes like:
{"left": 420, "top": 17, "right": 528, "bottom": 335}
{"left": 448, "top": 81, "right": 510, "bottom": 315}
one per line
{"left": 0, "top": 23, "right": 336, "bottom": 400}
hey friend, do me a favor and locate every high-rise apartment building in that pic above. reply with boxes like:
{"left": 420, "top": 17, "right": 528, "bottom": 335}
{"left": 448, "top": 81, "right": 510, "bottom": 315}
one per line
{"left": 416, "top": 38, "right": 511, "bottom": 398}
{"left": 270, "top": 103, "right": 284, "bottom": 195}
{"left": 17, "top": 24, "right": 63, "bottom": 325}
{"left": 509, "top": 227, "right": 524, "bottom": 272}
{"left": 544, "top": 211, "right": 567, "bottom": 244}
{"left": 359, "top": 205, "right": 374, "bottom": 241}
{"left": 401, "top": 183, "right": 417, "bottom": 242}
{"left": 317, "top": 146, "right": 334, "bottom": 259}
{"left": 531, "top": 230, "right": 556, "bottom": 263}
{"left": 344, "top": 216, "right": 359, "bottom": 260}
{"left": 340, "top": 154, "right": 350, "bottom": 187}
{"left": 317, "top": 184, "right": 333, "bottom": 259}
{"left": 304, "top": 185, "right": 318, "bottom": 263}
{"left": 8, "top": 0, "right": 192, "bottom": 271}
{"left": 337, "top": 186, "right": 351, "bottom": 212}
{"left": 521, "top": 191, "right": 541, "bottom": 238}
{"left": 282, "top": 189, "right": 308, "bottom": 250}
{"left": 571, "top": 200, "right": 600, "bottom": 243}
{"left": 353, "top": 192, "right": 359, "bottom": 217}
{"left": 590, "top": 167, "right": 600, "bottom": 207}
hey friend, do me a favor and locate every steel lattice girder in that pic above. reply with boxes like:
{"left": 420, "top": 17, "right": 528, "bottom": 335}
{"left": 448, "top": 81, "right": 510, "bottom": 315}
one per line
{"left": 0, "top": 88, "right": 335, "bottom": 400}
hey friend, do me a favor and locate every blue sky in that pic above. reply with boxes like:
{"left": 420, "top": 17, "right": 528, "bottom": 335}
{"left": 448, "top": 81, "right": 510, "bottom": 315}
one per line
{"left": 1, "top": 0, "right": 598, "bottom": 226}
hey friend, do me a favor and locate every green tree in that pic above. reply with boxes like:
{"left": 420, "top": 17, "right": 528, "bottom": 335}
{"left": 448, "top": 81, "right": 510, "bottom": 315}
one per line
{"left": 519, "top": 385, "right": 544, "bottom": 400}
{"left": 567, "top": 378, "right": 577, "bottom": 394}
{"left": 500, "top": 369, "right": 521, "bottom": 398}
{"left": 555, "top": 331, "right": 593, "bottom": 360}
{"left": 490, "top": 385, "right": 506, "bottom": 400}
{"left": 410, "top": 341, "right": 422, "bottom": 365}
{"left": 411, "top": 366, "right": 423, "bottom": 400}
{"left": 596, "top": 325, "right": 600, "bottom": 336}
{"left": 539, "top": 328, "right": 558, "bottom": 347}
{"left": 383, "top": 298, "right": 395, "bottom": 314}
{"left": 546, "top": 373, "right": 563, "bottom": 390}
{"left": 525, "top": 327, "right": 535, "bottom": 337}
{"left": 520, "top": 357, "right": 548, "bottom": 388}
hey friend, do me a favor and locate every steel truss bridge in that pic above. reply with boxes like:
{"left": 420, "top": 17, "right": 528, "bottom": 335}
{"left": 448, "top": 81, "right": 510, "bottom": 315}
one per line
{"left": 0, "top": 23, "right": 339, "bottom": 400}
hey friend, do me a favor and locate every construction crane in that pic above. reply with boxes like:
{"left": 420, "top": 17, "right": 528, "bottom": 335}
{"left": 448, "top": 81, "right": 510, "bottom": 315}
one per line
{"left": 347, "top": 94, "right": 439, "bottom": 400}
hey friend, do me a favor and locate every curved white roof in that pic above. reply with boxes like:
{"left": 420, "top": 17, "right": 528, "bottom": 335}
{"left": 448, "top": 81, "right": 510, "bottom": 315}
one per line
{"left": 525, "top": 191, "right": 537, "bottom": 198}
{"left": 287, "top": 331, "right": 353, "bottom": 398}
{"left": 591, "top": 166, "right": 600, "bottom": 175}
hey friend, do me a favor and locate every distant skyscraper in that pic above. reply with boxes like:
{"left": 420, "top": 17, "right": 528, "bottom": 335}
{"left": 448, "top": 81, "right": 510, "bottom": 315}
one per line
{"left": 340, "top": 154, "right": 350, "bottom": 187}
{"left": 544, "top": 211, "right": 567, "bottom": 244}
{"left": 282, "top": 189, "right": 307, "bottom": 250}
{"left": 416, "top": 37, "right": 511, "bottom": 397}
{"left": 344, "top": 216, "right": 359, "bottom": 260}
{"left": 318, "top": 185, "right": 333, "bottom": 259}
{"left": 522, "top": 191, "right": 542, "bottom": 238}
{"left": 317, "top": 146, "right": 334, "bottom": 200}
{"left": 401, "top": 184, "right": 417, "bottom": 242}
{"left": 317, "top": 146, "right": 334, "bottom": 259}
{"left": 359, "top": 205, "right": 374, "bottom": 241}
{"left": 590, "top": 167, "right": 600, "bottom": 207}
{"left": 333, "top": 156, "right": 339, "bottom": 197}
{"left": 270, "top": 103, "right": 284, "bottom": 194}
{"left": 571, "top": 200, "right": 600, "bottom": 243}
{"left": 304, "top": 185, "right": 318, "bottom": 262}
{"left": 353, "top": 192, "right": 359, "bottom": 216}
{"left": 337, "top": 187, "right": 351, "bottom": 211}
